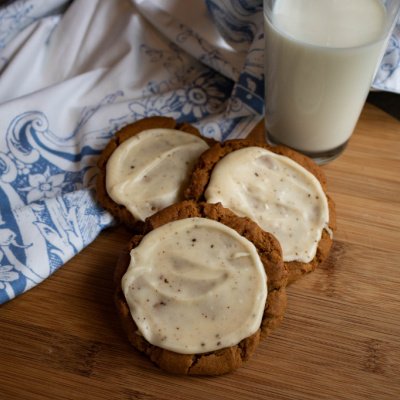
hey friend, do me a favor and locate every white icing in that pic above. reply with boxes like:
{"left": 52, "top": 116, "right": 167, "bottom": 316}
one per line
{"left": 122, "top": 217, "right": 268, "bottom": 354}
{"left": 205, "top": 147, "right": 330, "bottom": 262}
{"left": 106, "top": 129, "right": 209, "bottom": 221}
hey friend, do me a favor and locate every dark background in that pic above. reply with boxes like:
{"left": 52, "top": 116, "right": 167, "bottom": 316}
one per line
{"left": 367, "top": 91, "right": 400, "bottom": 120}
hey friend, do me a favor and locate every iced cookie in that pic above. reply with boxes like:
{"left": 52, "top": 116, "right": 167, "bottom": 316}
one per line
{"left": 185, "top": 140, "right": 336, "bottom": 284}
{"left": 97, "top": 117, "right": 213, "bottom": 231}
{"left": 114, "top": 201, "right": 287, "bottom": 375}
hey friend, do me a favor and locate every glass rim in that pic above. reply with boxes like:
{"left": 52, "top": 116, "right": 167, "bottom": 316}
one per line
{"left": 263, "top": 1, "right": 400, "bottom": 51}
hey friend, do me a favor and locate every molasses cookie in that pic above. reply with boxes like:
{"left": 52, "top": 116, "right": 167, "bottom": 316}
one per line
{"left": 96, "top": 117, "right": 213, "bottom": 231}
{"left": 185, "top": 140, "right": 336, "bottom": 284}
{"left": 114, "top": 201, "right": 287, "bottom": 375}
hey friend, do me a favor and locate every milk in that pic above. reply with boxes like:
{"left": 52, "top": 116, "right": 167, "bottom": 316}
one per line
{"left": 264, "top": 0, "right": 388, "bottom": 154}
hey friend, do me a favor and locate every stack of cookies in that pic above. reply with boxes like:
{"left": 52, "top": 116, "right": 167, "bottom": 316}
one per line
{"left": 96, "top": 117, "right": 336, "bottom": 375}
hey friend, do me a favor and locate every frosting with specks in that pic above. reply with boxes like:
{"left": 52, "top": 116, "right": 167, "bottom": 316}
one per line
{"left": 205, "top": 147, "right": 330, "bottom": 263}
{"left": 122, "top": 217, "right": 268, "bottom": 354}
{"left": 106, "top": 129, "right": 209, "bottom": 221}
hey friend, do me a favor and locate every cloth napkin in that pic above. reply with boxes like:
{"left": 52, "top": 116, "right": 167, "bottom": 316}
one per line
{"left": 0, "top": 0, "right": 399, "bottom": 304}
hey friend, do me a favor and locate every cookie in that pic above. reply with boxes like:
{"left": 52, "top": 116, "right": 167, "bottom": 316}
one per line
{"left": 96, "top": 117, "right": 214, "bottom": 231}
{"left": 185, "top": 140, "right": 336, "bottom": 284}
{"left": 114, "top": 201, "right": 287, "bottom": 375}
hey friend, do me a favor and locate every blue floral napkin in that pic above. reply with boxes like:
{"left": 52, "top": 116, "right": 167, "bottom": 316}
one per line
{"left": 0, "top": 0, "right": 399, "bottom": 303}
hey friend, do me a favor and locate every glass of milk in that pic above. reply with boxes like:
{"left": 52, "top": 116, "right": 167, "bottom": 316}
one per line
{"left": 264, "top": 0, "right": 400, "bottom": 164}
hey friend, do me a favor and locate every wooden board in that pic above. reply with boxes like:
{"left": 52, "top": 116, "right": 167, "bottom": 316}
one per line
{"left": 1, "top": 103, "right": 399, "bottom": 400}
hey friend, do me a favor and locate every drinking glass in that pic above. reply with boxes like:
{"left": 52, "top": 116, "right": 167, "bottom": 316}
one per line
{"left": 264, "top": 0, "right": 400, "bottom": 164}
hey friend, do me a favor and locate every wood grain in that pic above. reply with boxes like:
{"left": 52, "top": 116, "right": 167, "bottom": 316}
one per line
{"left": 1, "top": 103, "right": 399, "bottom": 400}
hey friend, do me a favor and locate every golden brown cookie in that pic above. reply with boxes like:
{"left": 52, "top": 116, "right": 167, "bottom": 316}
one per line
{"left": 114, "top": 200, "right": 287, "bottom": 375}
{"left": 96, "top": 117, "right": 215, "bottom": 232}
{"left": 185, "top": 140, "right": 336, "bottom": 284}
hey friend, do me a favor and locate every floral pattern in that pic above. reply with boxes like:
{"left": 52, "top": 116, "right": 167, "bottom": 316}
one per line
{"left": 176, "top": 73, "right": 229, "bottom": 120}
{"left": 0, "top": 265, "right": 18, "bottom": 289}
{"left": 20, "top": 166, "right": 65, "bottom": 203}
{"left": 373, "top": 20, "right": 400, "bottom": 92}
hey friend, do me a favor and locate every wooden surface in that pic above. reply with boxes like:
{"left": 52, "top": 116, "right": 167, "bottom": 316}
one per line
{"left": 1, "top": 103, "right": 400, "bottom": 400}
